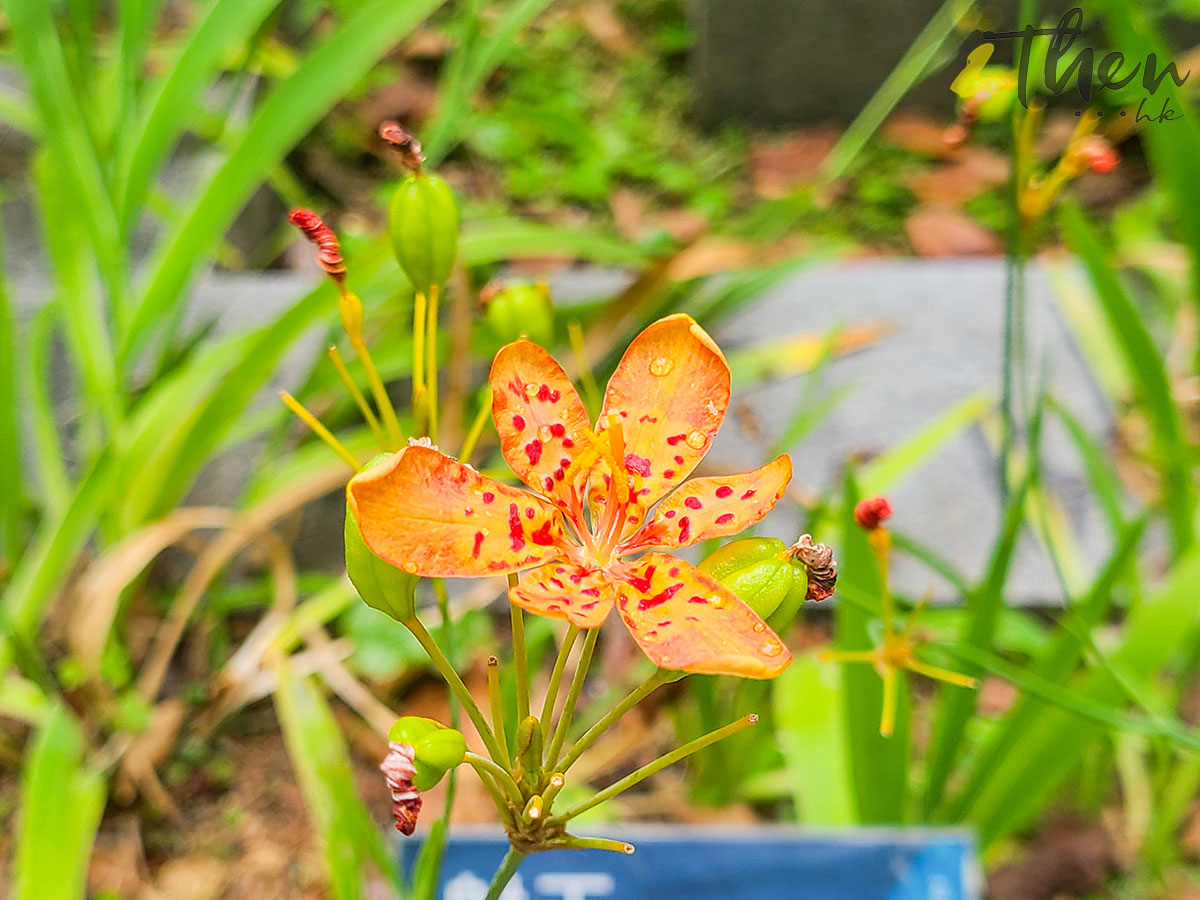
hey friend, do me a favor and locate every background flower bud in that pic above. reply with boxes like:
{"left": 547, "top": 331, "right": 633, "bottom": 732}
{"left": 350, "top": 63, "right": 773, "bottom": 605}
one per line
{"left": 388, "top": 716, "right": 466, "bottom": 791}
{"left": 388, "top": 172, "right": 459, "bottom": 294}
{"left": 481, "top": 281, "right": 554, "bottom": 346}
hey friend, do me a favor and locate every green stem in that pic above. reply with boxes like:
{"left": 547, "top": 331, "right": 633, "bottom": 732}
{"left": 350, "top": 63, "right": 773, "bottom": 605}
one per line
{"left": 484, "top": 847, "right": 526, "bottom": 900}
{"left": 487, "top": 656, "right": 508, "bottom": 760}
{"left": 405, "top": 617, "right": 505, "bottom": 763}
{"left": 558, "top": 670, "right": 665, "bottom": 772}
{"left": 550, "top": 714, "right": 758, "bottom": 823}
{"left": 465, "top": 751, "right": 524, "bottom": 805}
{"left": 509, "top": 579, "right": 530, "bottom": 722}
{"left": 546, "top": 627, "right": 599, "bottom": 766}
{"left": 555, "top": 836, "right": 635, "bottom": 854}
{"left": 471, "top": 764, "right": 519, "bottom": 830}
{"left": 540, "top": 625, "right": 580, "bottom": 745}
{"left": 426, "top": 283, "right": 440, "bottom": 441}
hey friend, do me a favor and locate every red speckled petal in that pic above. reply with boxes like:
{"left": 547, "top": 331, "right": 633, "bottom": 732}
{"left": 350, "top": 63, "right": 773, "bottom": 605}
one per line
{"left": 347, "top": 447, "right": 571, "bottom": 577}
{"left": 613, "top": 553, "right": 792, "bottom": 679}
{"left": 620, "top": 455, "right": 793, "bottom": 553}
{"left": 490, "top": 340, "right": 592, "bottom": 511}
{"left": 509, "top": 561, "right": 616, "bottom": 628}
{"left": 595, "top": 314, "right": 731, "bottom": 511}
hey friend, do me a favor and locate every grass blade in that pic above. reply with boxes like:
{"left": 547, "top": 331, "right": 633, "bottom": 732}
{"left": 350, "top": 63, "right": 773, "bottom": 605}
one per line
{"left": 123, "top": 0, "right": 445, "bottom": 367}
{"left": 14, "top": 705, "right": 106, "bottom": 900}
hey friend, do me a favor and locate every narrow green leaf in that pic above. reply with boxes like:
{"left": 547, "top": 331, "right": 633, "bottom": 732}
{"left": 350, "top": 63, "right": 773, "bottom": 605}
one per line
{"left": 836, "top": 472, "right": 910, "bottom": 823}
{"left": 14, "top": 706, "right": 106, "bottom": 900}
{"left": 124, "top": 0, "right": 444, "bottom": 366}
{"left": 1059, "top": 200, "right": 1193, "bottom": 555}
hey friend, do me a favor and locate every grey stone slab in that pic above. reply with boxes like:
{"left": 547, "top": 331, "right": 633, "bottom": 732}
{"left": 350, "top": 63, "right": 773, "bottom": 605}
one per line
{"left": 705, "top": 257, "right": 1114, "bottom": 604}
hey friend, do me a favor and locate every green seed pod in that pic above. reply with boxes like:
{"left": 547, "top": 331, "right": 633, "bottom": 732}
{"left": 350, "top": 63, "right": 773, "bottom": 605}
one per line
{"left": 389, "top": 716, "right": 467, "bottom": 791}
{"left": 698, "top": 537, "right": 798, "bottom": 621}
{"left": 481, "top": 281, "right": 554, "bottom": 346}
{"left": 388, "top": 173, "right": 459, "bottom": 294}
{"left": 345, "top": 503, "right": 417, "bottom": 622}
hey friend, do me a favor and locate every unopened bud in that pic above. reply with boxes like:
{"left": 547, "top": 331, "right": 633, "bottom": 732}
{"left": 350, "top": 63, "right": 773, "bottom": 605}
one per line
{"left": 481, "top": 280, "right": 555, "bottom": 346}
{"left": 853, "top": 496, "right": 892, "bottom": 531}
{"left": 388, "top": 716, "right": 467, "bottom": 791}
{"left": 1072, "top": 134, "right": 1119, "bottom": 174}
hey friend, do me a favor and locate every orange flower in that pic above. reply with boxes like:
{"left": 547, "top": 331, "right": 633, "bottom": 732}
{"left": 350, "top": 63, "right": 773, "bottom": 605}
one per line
{"left": 348, "top": 315, "right": 794, "bottom": 679}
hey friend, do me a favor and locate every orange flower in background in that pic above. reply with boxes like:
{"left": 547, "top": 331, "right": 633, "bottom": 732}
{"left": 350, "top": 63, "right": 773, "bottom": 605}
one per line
{"left": 348, "top": 315, "right": 794, "bottom": 679}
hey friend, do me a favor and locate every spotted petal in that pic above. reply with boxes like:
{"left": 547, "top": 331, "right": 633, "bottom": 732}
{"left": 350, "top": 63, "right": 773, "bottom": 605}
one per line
{"left": 347, "top": 446, "right": 570, "bottom": 577}
{"left": 620, "top": 455, "right": 793, "bottom": 553}
{"left": 613, "top": 553, "right": 792, "bottom": 679}
{"left": 509, "top": 561, "right": 616, "bottom": 628}
{"left": 490, "top": 340, "right": 592, "bottom": 510}
{"left": 595, "top": 314, "right": 731, "bottom": 510}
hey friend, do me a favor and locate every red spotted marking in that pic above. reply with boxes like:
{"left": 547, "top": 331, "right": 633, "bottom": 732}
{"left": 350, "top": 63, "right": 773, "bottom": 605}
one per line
{"left": 678, "top": 516, "right": 691, "bottom": 543}
{"left": 508, "top": 503, "right": 526, "bottom": 551}
{"left": 639, "top": 582, "right": 682, "bottom": 611}
{"left": 684, "top": 496, "right": 702, "bottom": 510}
{"left": 624, "top": 453, "right": 652, "bottom": 477}
{"left": 663, "top": 469, "right": 675, "bottom": 478}
{"left": 715, "top": 486, "right": 733, "bottom": 498}
{"left": 688, "top": 595, "right": 707, "bottom": 604}
{"left": 674, "top": 455, "right": 685, "bottom": 465}
{"left": 526, "top": 507, "right": 536, "bottom": 519}
{"left": 513, "top": 415, "right": 526, "bottom": 430}
{"left": 582, "top": 587, "right": 600, "bottom": 597}
{"left": 472, "top": 531, "right": 485, "bottom": 557}
{"left": 562, "top": 438, "right": 575, "bottom": 449}
{"left": 666, "top": 433, "right": 687, "bottom": 446}
{"left": 544, "top": 476, "right": 555, "bottom": 491}
{"left": 530, "top": 521, "right": 556, "bottom": 546}
{"left": 741, "top": 489, "right": 757, "bottom": 500}
{"left": 716, "top": 513, "right": 735, "bottom": 525}
{"left": 482, "top": 491, "right": 495, "bottom": 503}
{"left": 665, "top": 510, "right": 677, "bottom": 519}
{"left": 550, "top": 423, "right": 566, "bottom": 438}
{"left": 525, "top": 440, "right": 543, "bottom": 465}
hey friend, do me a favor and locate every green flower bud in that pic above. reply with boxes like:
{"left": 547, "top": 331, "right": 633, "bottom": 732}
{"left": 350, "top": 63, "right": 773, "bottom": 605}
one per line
{"left": 388, "top": 172, "right": 459, "bottom": 294}
{"left": 698, "top": 537, "right": 798, "bottom": 620}
{"left": 481, "top": 281, "right": 554, "bottom": 346}
{"left": 345, "top": 502, "right": 417, "bottom": 622}
{"left": 514, "top": 715, "right": 542, "bottom": 789}
{"left": 969, "top": 68, "right": 1018, "bottom": 122}
{"left": 388, "top": 716, "right": 466, "bottom": 791}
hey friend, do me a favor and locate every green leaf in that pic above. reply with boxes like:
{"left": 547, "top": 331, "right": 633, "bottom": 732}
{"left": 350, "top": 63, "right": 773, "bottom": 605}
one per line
{"left": 274, "top": 664, "right": 401, "bottom": 900}
{"left": 14, "top": 706, "right": 106, "bottom": 900}
{"left": 123, "top": 0, "right": 445, "bottom": 367}
{"left": 772, "top": 655, "right": 854, "bottom": 824}
{"left": 117, "top": 0, "right": 285, "bottom": 231}
{"left": 1058, "top": 200, "right": 1194, "bottom": 556}
{"left": 835, "top": 472, "right": 910, "bottom": 823}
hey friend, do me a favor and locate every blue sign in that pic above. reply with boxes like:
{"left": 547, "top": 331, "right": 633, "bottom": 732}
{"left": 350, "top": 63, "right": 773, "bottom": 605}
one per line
{"left": 400, "top": 826, "right": 978, "bottom": 900}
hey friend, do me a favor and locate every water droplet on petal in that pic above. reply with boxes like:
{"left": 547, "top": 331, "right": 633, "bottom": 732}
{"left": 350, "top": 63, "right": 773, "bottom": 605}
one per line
{"left": 752, "top": 622, "right": 766, "bottom": 633}
{"left": 759, "top": 640, "right": 783, "bottom": 656}
{"left": 685, "top": 430, "right": 708, "bottom": 450}
{"left": 403, "top": 562, "right": 418, "bottom": 573}
{"left": 649, "top": 356, "right": 673, "bottom": 376}
{"left": 525, "top": 382, "right": 540, "bottom": 397}
{"left": 538, "top": 425, "right": 553, "bottom": 442}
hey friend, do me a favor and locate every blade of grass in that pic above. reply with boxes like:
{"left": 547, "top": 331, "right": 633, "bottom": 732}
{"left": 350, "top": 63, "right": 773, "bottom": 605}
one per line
{"left": 836, "top": 472, "right": 910, "bottom": 823}
{"left": 14, "top": 705, "right": 106, "bottom": 900}
{"left": 1059, "top": 199, "right": 1193, "bottom": 556}
{"left": 0, "top": 215, "right": 20, "bottom": 565}
{"left": 274, "top": 663, "right": 402, "bottom": 900}
{"left": 818, "top": 0, "right": 976, "bottom": 183}
{"left": 116, "top": 0, "right": 284, "bottom": 234}
{"left": 123, "top": 0, "right": 445, "bottom": 368}
{"left": 921, "top": 450, "right": 1032, "bottom": 814}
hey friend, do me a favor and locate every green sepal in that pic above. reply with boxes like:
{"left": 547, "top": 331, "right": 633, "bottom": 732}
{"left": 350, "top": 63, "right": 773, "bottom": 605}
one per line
{"left": 388, "top": 172, "right": 459, "bottom": 293}
{"left": 514, "top": 715, "right": 542, "bottom": 788}
{"left": 389, "top": 716, "right": 467, "bottom": 791}
{"left": 345, "top": 505, "right": 417, "bottom": 622}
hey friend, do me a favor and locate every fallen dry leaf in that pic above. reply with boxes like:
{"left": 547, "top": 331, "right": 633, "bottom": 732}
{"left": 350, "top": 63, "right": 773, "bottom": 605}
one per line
{"left": 905, "top": 207, "right": 1002, "bottom": 257}
{"left": 882, "top": 111, "right": 958, "bottom": 158}
{"left": 749, "top": 128, "right": 841, "bottom": 199}
{"left": 610, "top": 187, "right": 647, "bottom": 240}
{"left": 142, "top": 855, "right": 227, "bottom": 900}
{"left": 578, "top": 0, "right": 636, "bottom": 56}
{"left": 665, "top": 237, "right": 757, "bottom": 281}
